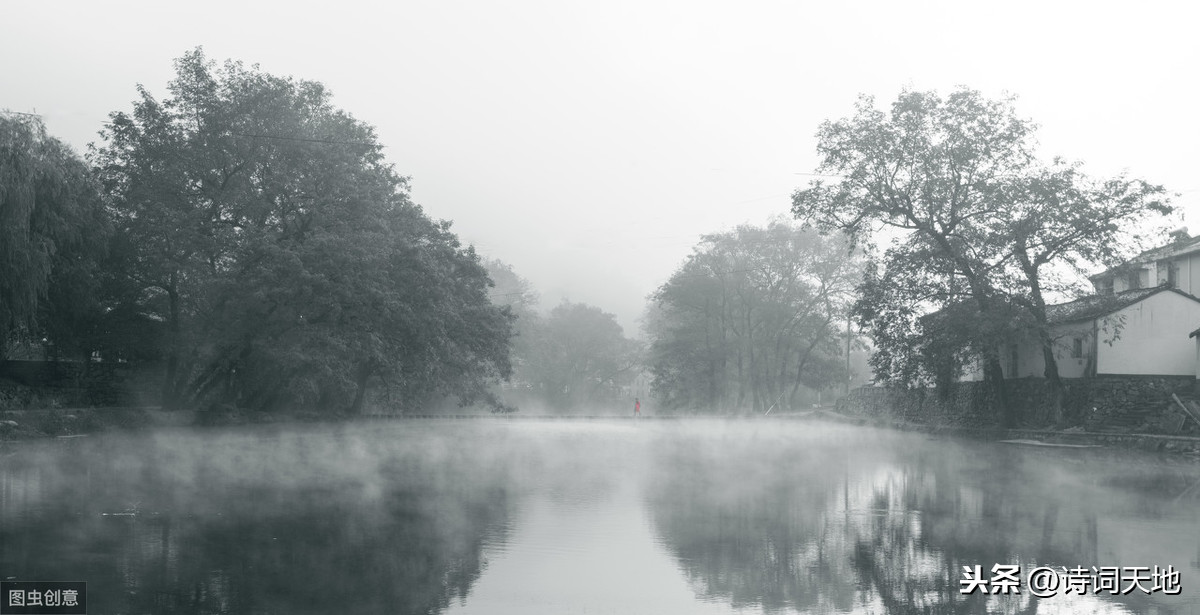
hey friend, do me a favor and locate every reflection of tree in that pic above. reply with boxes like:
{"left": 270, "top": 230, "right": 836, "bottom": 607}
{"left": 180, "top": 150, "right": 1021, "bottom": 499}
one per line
{"left": 0, "top": 432, "right": 518, "bottom": 615}
{"left": 121, "top": 482, "right": 512, "bottom": 615}
{"left": 645, "top": 431, "right": 859, "bottom": 613}
{"left": 846, "top": 453, "right": 1008, "bottom": 615}
{"left": 6, "top": 426, "right": 1199, "bottom": 615}
{"left": 646, "top": 429, "right": 1200, "bottom": 615}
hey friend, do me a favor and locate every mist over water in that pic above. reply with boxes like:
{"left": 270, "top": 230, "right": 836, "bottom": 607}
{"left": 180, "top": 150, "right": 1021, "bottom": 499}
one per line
{"left": 1, "top": 420, "right": 1197, "bottom": 614}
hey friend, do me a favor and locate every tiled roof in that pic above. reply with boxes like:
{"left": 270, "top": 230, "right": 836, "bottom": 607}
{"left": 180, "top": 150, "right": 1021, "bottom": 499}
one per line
{"left": 922, "top": 286, "right": 1200, "bottom": 330}
{"left": 1046, "top": 286, "right": 1192, "bottom": 324}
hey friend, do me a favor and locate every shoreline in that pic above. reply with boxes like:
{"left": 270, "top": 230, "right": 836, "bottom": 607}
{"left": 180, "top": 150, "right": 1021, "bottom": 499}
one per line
{"left": 836, "top": 413, "right": 1200, "bottom": 458}
{"left": 3, "top": 406, "right": 1200, "bottom": 459}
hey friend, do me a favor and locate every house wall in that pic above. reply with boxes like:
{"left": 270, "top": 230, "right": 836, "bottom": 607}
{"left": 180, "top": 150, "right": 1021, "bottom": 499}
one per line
{"left": 958, "top": 322, "right": 1093, "bottom": 381}
{"left": 1092, "top": 242, "right": 1200, "bottom": 297}
{"left": 1095, "top": 290, "right": 1200, "bottom": 376}
{"left": 1181, "top": 252, "right": 1200, "bottom": 296}
{"left": 1008, "top": 333, "right": 1042, "bottom": 378}
{"left": 1111, "top": 267, "right": 1152, "bottom": 294}
{"left": 1137, "top": 251, "right": 1200, "bottom": 295}
{"left": 1058, "top": 323, "right": 1094, "bottom": 378}
{"left": 1031, "top": 322, "right": 1093, "bottom": 379}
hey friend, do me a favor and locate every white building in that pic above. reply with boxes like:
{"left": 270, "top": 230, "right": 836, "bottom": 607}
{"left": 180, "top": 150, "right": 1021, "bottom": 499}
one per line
{"left": 962, "top": 287, "right": 1200, "bottom": 380}
{"left": 1089, "top": 228, "right": 1200, "bottom": 295}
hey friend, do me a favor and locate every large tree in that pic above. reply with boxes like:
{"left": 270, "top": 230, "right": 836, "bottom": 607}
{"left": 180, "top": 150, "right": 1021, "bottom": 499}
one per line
{"left": 1003, "top": 163, "right": 1169, "bottom": 419}
{"left": 792, "top": 88, "right": 1172, "bottom": 425}
{"left": 648, "top": 221, "right": 861, "bottom": 413}
{"left": 92, "top": 50, "right": 513, "bottom": 412}
{"left": 0, "top": 113, "right": 107, "bottom": 358}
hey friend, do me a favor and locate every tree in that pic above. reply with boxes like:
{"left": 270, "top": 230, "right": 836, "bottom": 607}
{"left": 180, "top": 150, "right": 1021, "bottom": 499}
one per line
{"left": 92, "top": 49, "right": 513, "bottom": 412}
{"left": 648, "top": 221, "right": 862, "bottom": 413}
{"left": 1003, "top": 163, "right": 1170, "bottom": 419}
{"left": 852, "top": 242, "right": 1023, "bottom": 394}
{"left": 792, "top": 88, "right": 1174, "bottom": 426}
{"left": 522, "top": 301, "right": 639, "bottom": 411}
{"left": 0, "top": 113, "right": 106, "bottom": 358}
{"left": 482, "top": 258, "right": 540, "bottom": 368}
{"left": 793, "top": 89, "right": 1030, "bottom": 422}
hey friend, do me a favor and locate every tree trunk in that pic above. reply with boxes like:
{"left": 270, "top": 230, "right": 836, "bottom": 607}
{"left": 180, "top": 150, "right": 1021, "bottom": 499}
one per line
{"left": 1039, "top": 339, "right": 1064, "bottom": 424}
{"left": 983, "top": 354, "right": 1015, "bottom": 427}
{"left": 746, "top": 316, "right": 760, "bottom": 413}
{"left": 161, "top": 279, "right": 181, "bottom": 409}
{"left": 919, "top": 222, "right": 1014, "bottom": 426}
{"left": 349, "top": 362, "right": 373, "bottom": 414}
{"left": 735, "top": 349, "right": 745, "bottom": 409}
{"left": 1018, "top": 248, "right": 1064, "bottom": 425}
{"left": 704, "top": 299, "right": 718, "bottom": 411}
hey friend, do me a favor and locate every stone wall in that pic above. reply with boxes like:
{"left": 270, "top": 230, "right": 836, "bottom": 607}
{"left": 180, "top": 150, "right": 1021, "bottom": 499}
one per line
{"left": 837, "top": 375, "right": 1199, "bottom": 431}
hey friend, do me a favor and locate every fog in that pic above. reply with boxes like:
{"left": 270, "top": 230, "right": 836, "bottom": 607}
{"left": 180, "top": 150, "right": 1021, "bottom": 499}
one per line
{"left": 4, "top": 4, "right": 1200, "bottom": 612}
{"left": 2, "top": 420, "right": 1197, "bottom": 614}
{"left": 3, "top": 1, "right": 1198, "bottom": 332}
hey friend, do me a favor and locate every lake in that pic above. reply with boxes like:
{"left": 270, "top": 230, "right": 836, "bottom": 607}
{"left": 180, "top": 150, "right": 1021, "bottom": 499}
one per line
{"left": 1, "top": 419, "right": 1197, "bottom": 614}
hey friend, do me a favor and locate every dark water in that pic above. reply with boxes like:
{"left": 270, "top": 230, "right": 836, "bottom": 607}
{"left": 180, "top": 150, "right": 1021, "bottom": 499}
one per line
{"left": 1, "top": 419, "right": 1197, "bottom": 614}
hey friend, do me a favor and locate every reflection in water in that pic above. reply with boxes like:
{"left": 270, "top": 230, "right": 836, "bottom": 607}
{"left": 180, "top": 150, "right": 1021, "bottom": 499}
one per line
{"left": 0, "top": 423, "right": 518, "bottom": 615}
{"left": 644, "top": 424, "right": 1200, "bottom": 614}
{"left": 0, "top": 420, "right": 1197, "bottom": 614}
{"left": 646, "top": 426, "right": 858, "bottom": 613}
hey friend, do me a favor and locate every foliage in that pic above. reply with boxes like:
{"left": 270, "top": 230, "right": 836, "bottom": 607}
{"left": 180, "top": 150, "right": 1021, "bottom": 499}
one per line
{"left": 792, "top": 88, "right": 1174, "bottom": 422}
{"left": 521, "top": 301, "right": 640, "bottom": 411}
{"left": 1003, "top": 161, "right": 1170, "bottom": 406}
{"left": 480, "top": 259, "right": 641, "bottom": 413}
{"left": 0, "top": 113, "right": 106, "bottom": 357}
{"left": 482, "top": 258, "right": 541, "bottom": 380}
{"left": 647, "top": 221, "right": 862, "bottom": 412}
{"left": 853, "top": 245, "right": 1027, "bottom": 389}
{"left": 91, "top": 49, "right": 513, "bottom": 412}
{"left": 792, "top": 89, "right": 1030, "bottom": 418}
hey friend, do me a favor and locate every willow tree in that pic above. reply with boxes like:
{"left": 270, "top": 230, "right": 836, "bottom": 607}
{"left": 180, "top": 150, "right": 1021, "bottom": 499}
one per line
{"left": 0, "top": 113, "right": 106, "bottom": 357}
{"left": 93, "top": 50, "right": 512, "bottom": 412}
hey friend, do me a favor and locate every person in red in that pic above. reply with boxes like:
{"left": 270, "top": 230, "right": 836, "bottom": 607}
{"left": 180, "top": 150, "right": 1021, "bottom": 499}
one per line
{"left": 634, "top": 397, "right": 641, "bottom": 417}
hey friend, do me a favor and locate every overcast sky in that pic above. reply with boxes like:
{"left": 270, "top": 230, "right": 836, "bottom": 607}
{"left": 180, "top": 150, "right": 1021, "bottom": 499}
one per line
{"left": 4, "top": 0, "right": 1198, "bottom": 334}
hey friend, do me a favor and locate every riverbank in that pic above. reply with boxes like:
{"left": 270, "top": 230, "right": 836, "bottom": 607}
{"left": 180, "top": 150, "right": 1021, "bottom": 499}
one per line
{"left": 835, "top": 412, "right": 1200, "bottom": 459}
{"left": 4, "top": 406, "right": 1200, "bottom": 460}
{"left": 0, "top": 406, "right": 346, "bottom": 442}
{"left": 0, "top": 407, "right": 158, "bottom": 440}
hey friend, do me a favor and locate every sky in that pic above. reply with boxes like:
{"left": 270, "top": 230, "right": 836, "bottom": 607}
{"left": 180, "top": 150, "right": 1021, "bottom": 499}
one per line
{"left": 4, "top": 0, "right": 1198, "bottom": 334}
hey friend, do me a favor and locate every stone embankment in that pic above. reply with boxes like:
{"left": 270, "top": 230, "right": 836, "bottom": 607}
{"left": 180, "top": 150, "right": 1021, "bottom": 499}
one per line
{"left": 836, "top": 378, "right": 1200, "bottom": 458}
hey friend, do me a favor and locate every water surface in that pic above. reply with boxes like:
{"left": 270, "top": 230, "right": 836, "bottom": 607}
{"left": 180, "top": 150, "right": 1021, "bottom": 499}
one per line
{"left": 1, "top": 419, "right": 1197, "bottom": 614}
